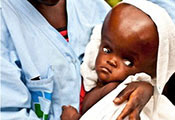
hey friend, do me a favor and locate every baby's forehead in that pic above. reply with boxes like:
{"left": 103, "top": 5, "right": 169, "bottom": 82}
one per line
{"left": 102, "top": 3, "right": 158, "bottom": 51}
{"left": 104, "top": 3, "right": 156, "bottom": 31}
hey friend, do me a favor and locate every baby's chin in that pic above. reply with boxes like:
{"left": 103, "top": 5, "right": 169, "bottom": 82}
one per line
{"left": 97, "top": 72, "right": 124, "bottom": 85}
{"left": 98, "top": 72, "right": 113, "bottom": 84}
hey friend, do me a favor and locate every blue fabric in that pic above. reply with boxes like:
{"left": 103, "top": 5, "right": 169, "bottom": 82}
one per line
{"left": 44, "top": 92, "right": 52, "bottom": 101}
{"left": 31, "top": 91, "right": 43, "bottom": 102}
{"left": 1, "top": 0, "right": 110, "bottom": 119}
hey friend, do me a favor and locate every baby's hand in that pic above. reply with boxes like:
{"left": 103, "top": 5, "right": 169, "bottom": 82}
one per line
{"left": 60, "top": 105, "right": 81, "bottom": 120}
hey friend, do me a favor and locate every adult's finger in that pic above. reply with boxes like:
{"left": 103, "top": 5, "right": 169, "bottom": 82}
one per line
{"left": 129, "top": 108, "right": 140, "bottom": 120}
{"left": 116, "top": 98, "right": 138, "bottom": 120}
{"left": 114, "top": 85, "right": 136, "bottom": 104}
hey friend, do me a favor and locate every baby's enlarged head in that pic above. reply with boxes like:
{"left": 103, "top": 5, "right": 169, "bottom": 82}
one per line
{"left": 95, "top": 3, "right": 159, "bottom": 84}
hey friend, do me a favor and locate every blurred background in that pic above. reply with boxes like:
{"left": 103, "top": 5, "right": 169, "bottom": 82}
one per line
{"left": 105, "top": 0, "right": 121, "bottom": 7}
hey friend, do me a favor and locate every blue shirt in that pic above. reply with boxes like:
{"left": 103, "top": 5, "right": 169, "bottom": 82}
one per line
{"left": 1, "top": 0, "right": 110, "bottom": 119}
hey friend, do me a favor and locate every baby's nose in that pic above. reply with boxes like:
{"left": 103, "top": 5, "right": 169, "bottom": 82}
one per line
{"left": 107, "top": 59, "right": 117, "bottom": 67}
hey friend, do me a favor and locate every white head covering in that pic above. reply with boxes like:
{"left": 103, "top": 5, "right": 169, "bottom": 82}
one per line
{"left": 121, "top": 0, "right": 175, "bottom": 119}
{"left": 123, "top": 0, "right": 175, "bottom": 96}
{"left": 81, "top": 24, "right": 102, "bottom": 91}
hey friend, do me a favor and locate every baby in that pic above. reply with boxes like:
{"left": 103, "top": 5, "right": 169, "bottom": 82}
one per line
{"left": 61, "top": 1, "right": 175, "bottom": 120}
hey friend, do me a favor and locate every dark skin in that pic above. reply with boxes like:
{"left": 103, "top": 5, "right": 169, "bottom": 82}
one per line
{"left": 28, "top": 0, "right": 67, "bottom": 29}
{"left": 61, "top": 3, "right": 158, "bottom": 120}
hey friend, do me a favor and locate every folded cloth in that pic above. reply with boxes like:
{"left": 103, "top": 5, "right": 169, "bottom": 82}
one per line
{"left": 81, "top": 24, "right": 101, "bottom": 92}
{"left": 81, "top": 0, "right": 175, "bottom": 119}
{"left": 80, "top": 73, "right": 175, "bottom": 120}
{"left": 80, "top": 73, "right": 152, "bottom": 120}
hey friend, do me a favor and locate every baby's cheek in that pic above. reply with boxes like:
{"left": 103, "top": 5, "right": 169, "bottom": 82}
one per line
{"left": 111, "top": 69, "right": 127, "bottom": 82}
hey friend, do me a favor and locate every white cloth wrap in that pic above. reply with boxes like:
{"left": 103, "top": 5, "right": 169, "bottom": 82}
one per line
{"left": 80, "top": 0, "right": 175, "bottom": 119}
{"left": 80, "top": 73, "right": 152, "bottom": 120}
{"left": 81, "top": 24, "right": 101, "bottom": 92}
{"left": 80, "top": 73, "right": 175, "bottom": 120}
{"left": 121, "top": 0, "right": 175, "bottom": 119}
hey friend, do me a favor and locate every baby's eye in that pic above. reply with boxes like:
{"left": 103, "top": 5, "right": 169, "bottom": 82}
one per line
{"left": 103, "top": 47, "right": 111, "bottom": 53}
{"left": 123, "top": 59, "right": 133, "bottom": 67}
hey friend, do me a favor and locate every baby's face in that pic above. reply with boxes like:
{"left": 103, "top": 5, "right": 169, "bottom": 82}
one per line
{"left": 95, "top": 3, "right": 158, "bottom": 84}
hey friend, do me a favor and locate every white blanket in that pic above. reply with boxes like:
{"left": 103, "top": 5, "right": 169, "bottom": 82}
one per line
{"left": 80, "top": 0, "right": 175, "bottom": 119}
{"left": 80, "top": 73, "right": 175, "bottom": 120}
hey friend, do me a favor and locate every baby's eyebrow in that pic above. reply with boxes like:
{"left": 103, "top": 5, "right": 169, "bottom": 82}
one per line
{"left": 123, "top": 51, "right": 139, "bottom": 61}
{"left": 101, "top": 33, "right": 113, "bottom": 43}
{"left": 101, "top": 39, "right": 112, "bottom": 46}
{"left": 102, "top": 36, "right": 111, "bottom": 42}
{"left": 130, "top": 51, "right": 138, "bottom": 57}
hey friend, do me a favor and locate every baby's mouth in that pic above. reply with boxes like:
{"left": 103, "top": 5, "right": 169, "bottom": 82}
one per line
{"left": 100, "top": 66, "right": 112, "bottom": 74}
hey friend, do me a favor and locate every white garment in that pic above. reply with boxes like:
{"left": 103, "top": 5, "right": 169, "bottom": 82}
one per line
{"left": 81, "top": 24, "right": 101, "bottom": 92}
{"left": 80, "top": 73, "right": 151, "bottom": 120}
{"left": 80, "top": 73, "right": 175, "bottom": 120}
{"left": 80, "top": 0, "right": 175, "bottom": 119}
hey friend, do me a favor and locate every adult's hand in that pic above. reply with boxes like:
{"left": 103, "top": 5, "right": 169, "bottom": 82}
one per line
{"left": 113, "top": 81, "right": 153, "bottom": 120}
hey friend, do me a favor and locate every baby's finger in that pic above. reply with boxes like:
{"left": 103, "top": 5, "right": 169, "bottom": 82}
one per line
{"left": 114, "top": 87, "right": 135, "bottom": 104}
{"left": 62, "top": 105, "right": 68, "bottom": 111}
